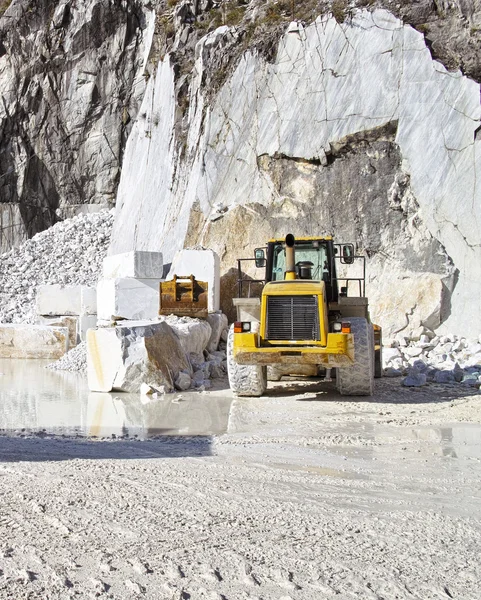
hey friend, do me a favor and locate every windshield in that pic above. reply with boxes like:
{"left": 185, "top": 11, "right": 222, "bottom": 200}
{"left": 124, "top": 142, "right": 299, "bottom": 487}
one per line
{"left": 272, "top": 241, "right": 329, "bottom": 281}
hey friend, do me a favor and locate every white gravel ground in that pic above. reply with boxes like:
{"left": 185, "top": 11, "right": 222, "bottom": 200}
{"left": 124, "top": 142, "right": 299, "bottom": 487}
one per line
{"left": 0, "top": 378, "right": 480, "bottom": 600}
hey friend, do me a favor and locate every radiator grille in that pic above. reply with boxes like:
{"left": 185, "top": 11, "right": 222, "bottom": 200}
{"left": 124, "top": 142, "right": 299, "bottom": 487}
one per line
{"left": 266, "top": 295, "right": 320, "bottom": 341}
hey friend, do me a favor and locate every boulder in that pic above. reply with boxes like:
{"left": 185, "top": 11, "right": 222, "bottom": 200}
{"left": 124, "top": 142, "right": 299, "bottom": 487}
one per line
{"left": 87, "top": 321, "right": 191, "bottom": 393}
{"left": 0, "top": 324, "right": 69, "bottom": 359}
{"left": 175, "top": 371, "right": 192, "bottom": 391}
{"left": 434, "top": 370, "right": 456, "bottom": 384}
{"left": 163, "top": 315, "right": 212, "bottom": 355}
{"left": 402, "top": 370, "right": 427, "bottom": 387}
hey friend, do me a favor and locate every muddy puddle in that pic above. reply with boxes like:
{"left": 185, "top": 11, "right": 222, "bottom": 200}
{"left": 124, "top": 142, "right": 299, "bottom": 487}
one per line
{"left": 0, "top": 359, "right": 232, "bottom": 439}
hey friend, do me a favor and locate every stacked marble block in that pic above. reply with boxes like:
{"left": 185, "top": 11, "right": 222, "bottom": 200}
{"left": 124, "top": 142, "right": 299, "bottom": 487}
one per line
{"left": 97, "top": 251, "right": 164, "bottom": 322}
{"left": 36, "top": 284, "right": 98, "bottom": 349}
{"left": 97, "top": 248, "right": 221, "bottom": 321}
{"left": 88, "top": 249, "right": 224, "bottom": 393}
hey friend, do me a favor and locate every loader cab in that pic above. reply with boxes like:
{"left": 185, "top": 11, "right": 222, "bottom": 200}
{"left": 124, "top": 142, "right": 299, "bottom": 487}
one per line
{"left": 264, "top": 237, "right": 339, "bottom": 302}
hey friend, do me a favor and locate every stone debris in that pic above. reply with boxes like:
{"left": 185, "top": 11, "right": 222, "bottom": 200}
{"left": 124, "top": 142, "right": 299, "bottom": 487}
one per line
{"left": 175, "top": 371, "right": 192, "bottom": 391}
{"left": 383, "top": 331, "right": 481, "bottom": 388}
{"left": 0, "top": 211, "right": 113, "bottom": 324}
{"left": 46, "top": 342, "right": 88, "bottom": 373}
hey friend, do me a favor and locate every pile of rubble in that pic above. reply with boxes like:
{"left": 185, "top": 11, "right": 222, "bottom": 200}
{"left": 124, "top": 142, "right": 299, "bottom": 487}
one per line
{"left": 0, "top": 210, "right": 113, "bottom": 324}
{"left": 384, "top": 332, "right": 481, "bottom": 388}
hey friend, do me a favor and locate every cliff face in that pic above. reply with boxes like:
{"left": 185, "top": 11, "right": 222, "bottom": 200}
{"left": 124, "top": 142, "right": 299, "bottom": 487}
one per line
{"left": 0, "top": 0, "right": 154, "bottom": 251}
{"left": 1, "top": 0, "right": 481, "bottom": 337}
{"left": 110, "top": 8, "right": 480, "bottom": 336}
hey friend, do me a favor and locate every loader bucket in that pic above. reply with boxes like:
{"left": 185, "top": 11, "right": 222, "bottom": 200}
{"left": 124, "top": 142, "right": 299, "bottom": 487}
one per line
{"left": 159, "top": 275, "right": 208, "bottom": 318}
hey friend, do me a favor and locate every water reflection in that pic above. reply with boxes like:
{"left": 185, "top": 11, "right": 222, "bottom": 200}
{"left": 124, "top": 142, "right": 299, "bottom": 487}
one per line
{"left": 0, "top": 359, "right": 231, "bottom": 439}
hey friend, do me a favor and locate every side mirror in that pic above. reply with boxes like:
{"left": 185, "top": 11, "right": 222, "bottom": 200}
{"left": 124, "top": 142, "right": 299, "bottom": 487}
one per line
{"left": 254, "top": 248, "right": 266, "bottom": 268}
{"left": 342, "top": 244, "right": 355, "bottom": 264}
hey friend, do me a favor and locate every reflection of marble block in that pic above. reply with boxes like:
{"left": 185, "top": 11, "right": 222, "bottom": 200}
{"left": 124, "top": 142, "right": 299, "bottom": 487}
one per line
{"left": 97, "top": 278, "right": 160, "bottom": 321}
{"left": 0, "top": 324, "right": 69, "bottom": 359}
{"left": 167, "top": 249, "right": 220, "bottom": 312}
{"left": 103, "top": 251, "right": 164, "bottom": 279}
{"left": 87, "top": 393, "right": 128, "bottom": 438}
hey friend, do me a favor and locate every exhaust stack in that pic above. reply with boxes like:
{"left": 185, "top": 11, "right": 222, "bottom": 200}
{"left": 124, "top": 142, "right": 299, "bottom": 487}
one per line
{"left": 285, "top": 233, "right": 296, "bottom": 280}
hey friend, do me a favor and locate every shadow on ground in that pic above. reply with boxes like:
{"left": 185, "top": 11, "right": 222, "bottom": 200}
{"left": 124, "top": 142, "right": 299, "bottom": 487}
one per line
{"left": 266, "top": 377, "right": 480, "bottom": 404}
{"left": 0, "top": 434, "right": 213, "bottom": 463}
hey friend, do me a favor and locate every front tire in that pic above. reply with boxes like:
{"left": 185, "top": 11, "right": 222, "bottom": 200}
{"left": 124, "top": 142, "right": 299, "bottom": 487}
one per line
{"left": 337, "top": 317, "right": 374, "bottom": 396}
{"left": 227, "top": 325, "right": 267, "bottom": 397}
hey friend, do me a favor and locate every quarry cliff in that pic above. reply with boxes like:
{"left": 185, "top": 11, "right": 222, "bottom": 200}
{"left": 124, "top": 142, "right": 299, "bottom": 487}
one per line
{"left": 1, "top": 0, "right": 480, "bottom": 337}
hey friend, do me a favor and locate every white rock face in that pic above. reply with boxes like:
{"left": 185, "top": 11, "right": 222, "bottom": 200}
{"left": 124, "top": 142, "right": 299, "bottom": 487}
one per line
{"left": 87, "top": 321, "right": 190, "bottom": 393}
{"left": 108, "top": 58, "right": 177, "bottom": 257}
{"left": 110, "top": 10, "right": 481, "bottom": 336}
{"left": 0, "top": 324, "right": 69, "bottom": 359}
{"left": 103, "top": 251, "right": 164, "bottom": 280}
{"left": 167, "top": 249, "right": 220, "bottom": 313}
{"left": 96, "top": 278, "right": 161, "bottom": 321}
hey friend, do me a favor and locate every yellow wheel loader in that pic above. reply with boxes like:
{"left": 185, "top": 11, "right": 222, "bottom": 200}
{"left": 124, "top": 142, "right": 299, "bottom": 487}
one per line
{"left": 227, "top": 234, "right": 382, "bottom": 397}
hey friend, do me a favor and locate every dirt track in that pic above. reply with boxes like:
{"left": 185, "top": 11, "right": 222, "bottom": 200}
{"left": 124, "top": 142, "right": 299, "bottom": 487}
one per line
{"left": 0, "top": 378, "right": 480, "bottom": 599}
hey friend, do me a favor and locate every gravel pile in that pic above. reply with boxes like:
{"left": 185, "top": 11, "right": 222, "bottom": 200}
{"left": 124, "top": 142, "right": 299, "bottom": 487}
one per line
{"left": 0, "top": 210, "right": 114, "bottom": 324}
{"left": 384, "top": 332, "right": 481, "bottom": 388}
{"left": 46, "top": 342, "right": 88, "bottom": 373}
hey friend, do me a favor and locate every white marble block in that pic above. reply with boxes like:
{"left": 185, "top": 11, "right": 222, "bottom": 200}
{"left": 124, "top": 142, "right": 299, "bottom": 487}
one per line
{"left": 81, "top": 286, "right": 97, "bottom": 316}
{"left": 78, "top": 315, "right": 97, "bottom": 342}
{"left": 87, "top": 321, "right": 190, "bottom": 393}
{"left": 167, "top": 249, "right": 220, "bottom": 312}
{"left": 36, "top": 284, "right": 82, "bottom": 316}
{"left": 0, "top": 324, "right": 69, "bottom": 359}
{"left": 97, "top": 278, "right": 161, "bottom": 321}
{"left": 103, "top": 251, "right": 164, "bottom": 279}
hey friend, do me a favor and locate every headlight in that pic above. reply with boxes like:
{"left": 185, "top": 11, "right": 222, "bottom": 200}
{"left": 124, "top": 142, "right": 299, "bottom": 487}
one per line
{"left": 234, "top": 321, "right": 251, "bottom": 333}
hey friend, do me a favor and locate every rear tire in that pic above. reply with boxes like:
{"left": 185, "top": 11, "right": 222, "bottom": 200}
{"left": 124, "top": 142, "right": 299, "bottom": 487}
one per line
{"left": 227, "top": 325, "right": 267, "bottom": 397}
{"left": 337, "top": 317, "right": 374, "bottom": 396}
